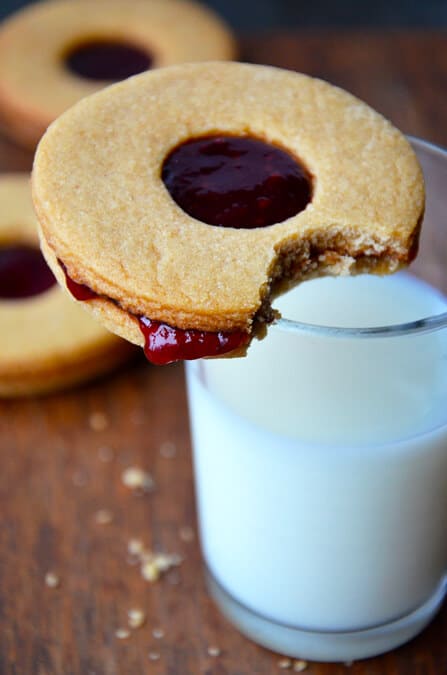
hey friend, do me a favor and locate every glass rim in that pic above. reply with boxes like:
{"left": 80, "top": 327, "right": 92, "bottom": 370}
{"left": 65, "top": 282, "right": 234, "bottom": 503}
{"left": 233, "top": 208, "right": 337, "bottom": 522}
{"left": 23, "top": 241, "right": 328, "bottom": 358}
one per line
{"left": 274, "top": 135, "right": 447, "bottom": 339}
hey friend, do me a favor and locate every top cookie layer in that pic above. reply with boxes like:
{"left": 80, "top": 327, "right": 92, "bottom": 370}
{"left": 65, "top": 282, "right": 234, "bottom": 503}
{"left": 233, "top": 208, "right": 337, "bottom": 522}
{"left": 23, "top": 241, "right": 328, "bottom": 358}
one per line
{"left": 32, "top": 62, "right": 424, "bottom": 344}
{"left": 0, "top": 0, "right": 235, "bottom": 147}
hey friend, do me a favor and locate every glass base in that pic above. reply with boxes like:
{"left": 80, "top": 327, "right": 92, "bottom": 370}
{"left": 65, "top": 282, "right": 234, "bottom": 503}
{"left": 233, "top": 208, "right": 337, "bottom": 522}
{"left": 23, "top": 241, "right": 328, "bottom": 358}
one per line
{"left": 206, "top": 567, "right": 447, "bottom": 662}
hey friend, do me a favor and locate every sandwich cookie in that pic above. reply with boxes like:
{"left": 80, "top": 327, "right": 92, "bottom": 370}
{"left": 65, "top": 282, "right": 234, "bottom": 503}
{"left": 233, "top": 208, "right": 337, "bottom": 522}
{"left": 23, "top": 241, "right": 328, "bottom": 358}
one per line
{"left": 32, "top": 62, "right": 424, "bottom": 365}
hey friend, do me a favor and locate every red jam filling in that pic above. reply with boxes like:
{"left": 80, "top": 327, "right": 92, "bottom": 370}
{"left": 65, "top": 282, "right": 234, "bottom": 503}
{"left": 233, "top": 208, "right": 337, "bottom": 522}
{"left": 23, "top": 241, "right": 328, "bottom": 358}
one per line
{"left": 0, "top": 245, "right": 56, "bottom": 299}
{"left": 59, "top": 261, "right": 247, "bottom": 364}
{"left": 139, "top": 316, "right": 249, "bottom": 366}
{"left": 60, "top": 262, "right": 98, "bottom": 300}
{"left": 65, "top": 39, "right": 152, "bottom": 81}
{"left": 162, "top": 134, "right": 312, "bottom": 228}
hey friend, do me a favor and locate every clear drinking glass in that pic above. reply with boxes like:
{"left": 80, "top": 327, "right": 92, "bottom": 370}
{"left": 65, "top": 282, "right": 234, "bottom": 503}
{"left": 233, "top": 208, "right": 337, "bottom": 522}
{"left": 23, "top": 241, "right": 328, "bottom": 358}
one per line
{"left": 186, "top": 137, "right": 447, "bottom": 662}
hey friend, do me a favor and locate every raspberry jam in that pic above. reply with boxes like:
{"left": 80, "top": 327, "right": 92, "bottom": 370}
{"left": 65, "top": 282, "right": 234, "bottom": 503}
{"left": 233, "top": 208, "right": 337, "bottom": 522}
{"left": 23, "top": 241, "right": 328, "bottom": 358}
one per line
{"left": 162, "top": 134, "right": 312, "bottom": 228}
{"left": 59, "top": 261, "right": 98, "bottom": 300}
{"left": 139, "top": 316, "right": 249, "bottom": 366}
{"left": 0, "top": 245, "right": 56, "bottom": 299}
{"left": 65, "top": 40, "right": 152, "bottom": 81}
{"left": 59, "top": 262, "right": 248, "bottom": 364}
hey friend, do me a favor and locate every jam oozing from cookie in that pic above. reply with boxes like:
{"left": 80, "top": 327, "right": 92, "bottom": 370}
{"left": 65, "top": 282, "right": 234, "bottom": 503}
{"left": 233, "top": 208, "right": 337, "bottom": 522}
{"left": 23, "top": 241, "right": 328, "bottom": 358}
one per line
{"left": 162, "top": 135, "right": 312, "bottom": 228}
{"left": 139, "top": 317, "right": 249, "bottom": 366}
{"left": 59, "top": 262, "right": 248, "bottom": 364}
{"left": 59, "top": 261, "right": 98, "bottom": 301}
{"left": 0, "top": 245, "right": 56, "bottom": 299}
{"left": 65, "top": 40, "right": 152, "bottom": 81}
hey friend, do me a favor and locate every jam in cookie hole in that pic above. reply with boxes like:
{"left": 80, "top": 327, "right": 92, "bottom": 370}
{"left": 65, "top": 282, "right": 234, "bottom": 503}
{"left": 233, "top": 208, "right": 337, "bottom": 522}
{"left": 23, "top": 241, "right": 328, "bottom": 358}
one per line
{"left": 162, "top": 134, "right": 312, "bottom": 229}
{"left": 64, "top": 39, "right": 153, "bottom": 81}
{"left": 0, "top": 245, "right": 56, "bottom": 299}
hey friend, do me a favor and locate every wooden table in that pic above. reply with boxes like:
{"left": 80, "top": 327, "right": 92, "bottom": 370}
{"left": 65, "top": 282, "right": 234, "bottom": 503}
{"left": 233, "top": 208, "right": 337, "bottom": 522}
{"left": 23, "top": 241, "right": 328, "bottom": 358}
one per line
{"left": 1, "top": 30, "right": 447, "bottom": 675}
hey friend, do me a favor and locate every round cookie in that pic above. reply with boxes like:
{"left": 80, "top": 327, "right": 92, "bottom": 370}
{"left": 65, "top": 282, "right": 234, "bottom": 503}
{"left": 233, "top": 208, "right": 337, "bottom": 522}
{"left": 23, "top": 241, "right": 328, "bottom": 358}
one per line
{"left": 32, "top": 62, "right": 424, "bottom": 363}
{"left": 0, "top": 173, "right": 136, "bottom": 396}
{"left": 0, "top": 0, "right": 236, "bottom": 149}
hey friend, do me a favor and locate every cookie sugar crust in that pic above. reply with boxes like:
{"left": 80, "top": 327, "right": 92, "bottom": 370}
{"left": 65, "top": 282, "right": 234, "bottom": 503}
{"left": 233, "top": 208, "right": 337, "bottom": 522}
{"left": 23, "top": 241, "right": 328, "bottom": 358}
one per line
{"left": 32, "top": 62, "right": 424, "bottom": 344}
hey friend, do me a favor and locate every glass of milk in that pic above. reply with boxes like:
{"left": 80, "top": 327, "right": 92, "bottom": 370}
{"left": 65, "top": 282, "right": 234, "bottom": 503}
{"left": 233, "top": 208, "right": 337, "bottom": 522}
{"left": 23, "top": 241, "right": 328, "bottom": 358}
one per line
{"left": 186, "top": 137, "right": 447, "bottom": 661}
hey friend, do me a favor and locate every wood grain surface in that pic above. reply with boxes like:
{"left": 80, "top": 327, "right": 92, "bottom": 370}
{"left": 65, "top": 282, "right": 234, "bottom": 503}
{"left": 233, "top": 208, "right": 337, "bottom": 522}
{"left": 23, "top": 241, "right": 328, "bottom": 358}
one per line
{"left": 1, "top": 29, "right": 447, "bottom": 675}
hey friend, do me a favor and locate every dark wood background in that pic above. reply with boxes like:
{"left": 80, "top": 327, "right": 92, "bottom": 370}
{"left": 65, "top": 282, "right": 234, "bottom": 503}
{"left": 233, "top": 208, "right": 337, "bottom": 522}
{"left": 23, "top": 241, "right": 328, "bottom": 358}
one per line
{"left": 1, "top": 30, "right": 447, "bottom": 675}
{"left": 2, "top": 1, "right": 447, "bottom": 29}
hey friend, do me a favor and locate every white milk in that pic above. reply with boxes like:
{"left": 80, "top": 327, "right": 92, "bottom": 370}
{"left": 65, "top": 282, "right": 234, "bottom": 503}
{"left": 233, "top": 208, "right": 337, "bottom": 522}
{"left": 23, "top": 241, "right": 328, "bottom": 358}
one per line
{"left": 187, "top": 273, "right": 447, "bottom": 646}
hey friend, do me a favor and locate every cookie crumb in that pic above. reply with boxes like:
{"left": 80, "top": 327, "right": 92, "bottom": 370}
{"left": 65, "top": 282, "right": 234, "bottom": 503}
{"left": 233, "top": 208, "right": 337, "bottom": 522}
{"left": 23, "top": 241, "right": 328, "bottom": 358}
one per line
{"left": 207, "top": 646, "right": 221, "bottom": 657}
{"left": 179, "top": 526, "right": 195, "bottom": 542}
{"left": 293, "top": 660, "right": 308, "bottom": 672}
{"left": 141, "top": 560, "right": 160, "bottom": 583}
{"left": 128, "top": 538, "right": 144, "bottom": 556}
{"left": 121, "top": 467, "right": 154, "bottom": 493}
{"left": 45, "top": 572, "right": 60, "bottom": 588}
{"left": 159, "top": 441, "right": 177, "bottom": 459}
{"left": 152, "top": 628, "right": 165, "bottom": 639}
{"left": 98, "top": 445, "right": 114, "bottom": 462}
{"left": 128, "top": 608, "right": 146, "bottom": 629}
{"left": 148, "top": 651, "right": 160, "bottom": 661}
{"left": 140, "top": 552, "right": 182, "bottom": 583}
{"left": 89, "top": 411, "right": 109, "bottom": 431}
{"left": 278, "top": 658, "right": 292, "bottom": 669}
{"left": 94, "top": 509, "right": 113, "bottom": 525}
{"left": 115, "top": 628, "right": 131, "bottom": 640}
{"left": 126, "top": 541, "right": 143, "bottom": 565}
{"left": 125, "top": 539, "right": 181, "bottom": 583}
{"left": 153, "top": 552, "right": 183, "bottom": 571}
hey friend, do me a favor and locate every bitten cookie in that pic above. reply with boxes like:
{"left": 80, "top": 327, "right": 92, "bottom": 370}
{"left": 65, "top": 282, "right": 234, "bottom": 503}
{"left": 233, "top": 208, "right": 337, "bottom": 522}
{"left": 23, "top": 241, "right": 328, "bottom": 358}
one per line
{"left": 0, "top": 0, "right": 236, "bottom": 149}
{"left": 32, "top": 62, "right": 424, "bottom": 364}
{"left": 0, "top": 173, "right": 136, "bottom": 396}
